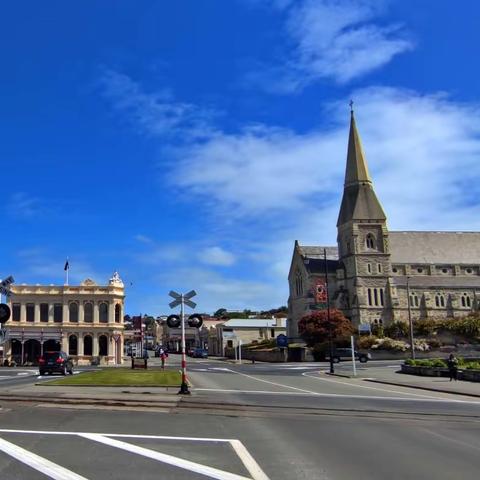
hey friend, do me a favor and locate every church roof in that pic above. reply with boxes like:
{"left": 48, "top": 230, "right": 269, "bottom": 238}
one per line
{"left": 337, "top": 111, "right": 386, "bottom": 226}
{"left": 390, "top": 231, "right": 480, "bottom": 264}
{"left": 392, "top": 275, "right": 480, "bottom": 289}
{"left": 297, "top": 245, "right": 338, "bottom": 260}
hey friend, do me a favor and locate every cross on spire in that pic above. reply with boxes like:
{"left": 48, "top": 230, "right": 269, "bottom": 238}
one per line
{"left": 349, "top": 99, "right": 354, "bottom": 113}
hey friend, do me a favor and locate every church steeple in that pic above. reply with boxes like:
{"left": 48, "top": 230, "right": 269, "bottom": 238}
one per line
{"left": 344, "top": 109, "right": 372, "bottom": 187}
{"left": 337, "top": 107, "right": 386, "bottom": 226}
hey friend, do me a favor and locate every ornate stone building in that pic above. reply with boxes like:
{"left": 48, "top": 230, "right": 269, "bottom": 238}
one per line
{"left": 288, "top": 111, "right": 480, "bottom": 341}
{"left": 4, "top": 272, "right": 125, "bottom": 365}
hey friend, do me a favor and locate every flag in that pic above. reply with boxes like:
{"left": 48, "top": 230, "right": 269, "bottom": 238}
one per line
{"left": 64, "top": 260, "right": 69, "bottom": 271}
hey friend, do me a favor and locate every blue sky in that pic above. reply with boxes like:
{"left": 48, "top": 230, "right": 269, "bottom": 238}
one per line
{"left": 1, "top": 0, "right": 480, "bottom": 315}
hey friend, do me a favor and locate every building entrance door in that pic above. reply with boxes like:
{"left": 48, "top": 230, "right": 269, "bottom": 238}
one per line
{"left": 24, "top": 339, "right": 41, "bottom": 365}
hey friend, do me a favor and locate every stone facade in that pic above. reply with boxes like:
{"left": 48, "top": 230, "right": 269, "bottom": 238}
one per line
{"left": 4, "top": 273, "right": 125, "bottom": 365}
{"left": 288, "top": 112, "right": 480, "bottom": 341}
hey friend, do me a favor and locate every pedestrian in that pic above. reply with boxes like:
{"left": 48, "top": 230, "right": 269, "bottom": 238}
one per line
{"left": 447, "top": 353, "right": 458, "bottom": 381}
{"left": 160, "top": 349, "right": 167, "bottom": 370}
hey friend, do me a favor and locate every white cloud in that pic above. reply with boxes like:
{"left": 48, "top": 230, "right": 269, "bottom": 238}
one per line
{"left": 99, "top": 68, "right": 219, "bottom": 140}
{"left": 7, "top": 192, "right": 42, "bottom": 219}
{"left": 134, "top": 234, "right": 154, "bottom": 244}
{"left": 247, "top": 0, "right": 412, "bottom": 91}
{"left": 200, "top": 246, "right": 236, "bottom": 266}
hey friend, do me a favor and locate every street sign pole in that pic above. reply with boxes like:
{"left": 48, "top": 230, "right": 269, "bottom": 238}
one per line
{"left": 179, "top": 294, "right": 190, "bottom": 394}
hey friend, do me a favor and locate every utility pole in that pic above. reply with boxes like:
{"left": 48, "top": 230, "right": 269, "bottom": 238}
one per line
{"left": 406, "top": 276, "right": 415, "bottom": 360}
{"left": 324, "top": 249, "right": 334, "bottom": 374}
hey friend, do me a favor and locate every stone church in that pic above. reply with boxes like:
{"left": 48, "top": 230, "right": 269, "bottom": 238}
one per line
{"left": 288, "top": 110, "right": 480, "bottom": 341}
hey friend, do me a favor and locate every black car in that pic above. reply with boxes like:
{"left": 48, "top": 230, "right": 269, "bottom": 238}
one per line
{"left": 326, "top": 348, "right": 371, "bottom": 363}
{"left": 39, "top": 351, "right": 74, "bottom": 375}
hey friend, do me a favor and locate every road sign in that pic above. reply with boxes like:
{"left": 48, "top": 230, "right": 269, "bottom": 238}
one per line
{"left": 184, "top": 290, "right": 196, "bottom": 300}
{"left": 0, "top": 304, "right": 11, "bottom": 324}
{"left": 0, "top": 276, "right": 14, "bottom": 288}
{"left": 168, "top": 291, "right": 181, "bottom": 300}
{"left": 0, "top": 287, "right": 11, "bottom": 297}
{"left": 0, "top": 328, "right": 9, "bottom": 345}
{"left": 169, "top": 290, "right": 197, "bottom": 309}
{"left": 276, "top": 334, "right": 288, "bottom": 348}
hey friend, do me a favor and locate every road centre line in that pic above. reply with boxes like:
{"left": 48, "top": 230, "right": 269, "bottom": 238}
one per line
{"left": 0, "top": 436, "right": 88, "bottom": 480}
{"left": 79, "top": 433, "right": 255, "bottom": 480}
{"left": 301, "top": 372, "right": 439, "bottom": 399}
{"left": 222, "top": 369, "right": 480, "bottom": 404}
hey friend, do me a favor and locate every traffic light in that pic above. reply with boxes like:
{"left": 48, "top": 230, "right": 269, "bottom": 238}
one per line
{"left": 166, "top": 314, "right": 181, "bottom": 328}
{"left": 187, "top": 314, "right": 203, "bottom": 328}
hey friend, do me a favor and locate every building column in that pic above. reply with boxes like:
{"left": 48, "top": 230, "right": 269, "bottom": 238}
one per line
{"left": 78, "top": 303, "right": 84, "bottom": 324}
{"left": 108, "top": 335, "right": 114, "bottom": 363}
{"left": 119, "top": 336, "right": 124, "bottom": 365}
{"left": 93, "top": 332, "right": 99, "bottom": 356}
{"left": 61, "top": 333, "right": 68, "bottom": 352}
{"left": 20, "top": 303, "right": 26, "bottom": 323}
{"left": 63, "top": 302, "right": 69, "bottom": 324}
{"left": 34, "top": 303, "right": 40, "bottom": 324}
{"left": 93, "top": 303, "right": 99, "bottom": 325}
{"left": 108, "top": 301, "right": 115, "bottom": 324}
{"left": 78, "top": 334, "right": 84, "bottom": 356}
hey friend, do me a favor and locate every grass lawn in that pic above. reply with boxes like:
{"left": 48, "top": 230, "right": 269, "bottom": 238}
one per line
{"left": 44, "top": 368, "right": 183, "bottom": 387}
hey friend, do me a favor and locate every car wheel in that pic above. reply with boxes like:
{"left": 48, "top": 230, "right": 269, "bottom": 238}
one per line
{"left": 68, "top": 369, "right": 74, "bottom": 375}
{"left": 62, "top": 366, "right": 67, "bottom": 376}
{"left": 39, "top": 370, "right": 45, "bottom": 376}
{"left": 332, "top": 357, "right": 340, "bottom": 363}
{"left": 359, "top": 356, "right": 368, "bottom": 363}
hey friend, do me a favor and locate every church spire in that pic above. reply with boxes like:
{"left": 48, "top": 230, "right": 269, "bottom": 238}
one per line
{"left": 337, "top": 105, "right": 386, "bottom": 226}
{"left": 344, "top": 106, "right": 372, "bottom": 187}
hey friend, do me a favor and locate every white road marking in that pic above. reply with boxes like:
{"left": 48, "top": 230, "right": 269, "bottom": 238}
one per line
{"left": 210, "top": 367, "right": 231, "bottom": 371}
{"left": 16, "top": 372, "right": 31, "bottom": 376}
{"left": 0, "top": 429, "right": 270, "bottom": 480}
{"left": 0, "top": 436, "right": 89, "bottom": 480}
{"left": 302, "top": 372, "right": 441, "bottom": 399}
{"left": 221, "top": 369, "right": 480, "bottom": 404}
{"left": 79, "top": 433, "right": 255, "bottom": 480}
{"left": 230, "top": 439, "right": 270, "bottom": 480}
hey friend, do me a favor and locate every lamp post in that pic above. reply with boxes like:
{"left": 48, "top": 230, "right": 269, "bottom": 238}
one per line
{"left": 406, "top": 276, "right": 415, "bottom": 360}
{"left": 324, "top": 248, "right": 334, "bottom": 374}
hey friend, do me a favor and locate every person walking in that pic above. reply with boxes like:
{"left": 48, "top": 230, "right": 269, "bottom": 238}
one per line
{"left": 160, "top": 349, "right": 168, "bottom": 370}
{"left": 447, "top": 353, "right": 459, "bottom": 381}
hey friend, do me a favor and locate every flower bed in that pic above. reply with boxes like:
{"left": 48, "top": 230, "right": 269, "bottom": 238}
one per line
{"left": 401, "top": 358, "right": 480, "bottom": 382}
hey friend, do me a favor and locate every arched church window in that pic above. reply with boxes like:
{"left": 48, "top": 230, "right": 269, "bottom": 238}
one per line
{"left": 295, "top": 271, "right": 303, "bottom": 297}
{"left": 461, "top": 293, "right": 471, "bottom": 308}
{"left": 366, "top": 234, "right": 375, "bottom": 250}
{"left": 435, "top": 294, "right": 445, "bottom": 308}
{"left": 410, "top": 293, "right": 419, "bottom": 307}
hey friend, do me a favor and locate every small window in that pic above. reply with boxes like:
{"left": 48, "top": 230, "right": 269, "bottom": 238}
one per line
{"left": 53, "top": 304, "right": 63, "bottom": 323}
{"left": 367, "top": 288, "right": 372, "bottom": 306}
{"left": 271, "top": 328, "right": 275, "bottom": 338}
{"left": 466, "top": 268, "right": 473, "bottom": 274}
{"left": 417, "top": 268, "right": 423, "bottom": 273}
{"left": 40, "top": 303, "right": 49, "bottom": 322}
{"left": 392, "top": 268, "right": 398, "bottom": 273}
{"left": 26, "top": 303, "right": 35, "bottom": 322}
{"left": 227, "top": 340, "right": 233, "bottom": 348}
{"left": 69, "top": 303, "right": 78, "bottom": 323}
{"left": 377, "top": 264, "right": 382, "bottom": 273}
{"left": 442, "top": 268, "right": 448, "bottom": 274}
{"left": 367, "top": 263, "right": 372, "bottom": 273}
{"left": 84, "top": 303, "right": 93, "bottom": 323}
{"left": 366, "top": 234, "right": 375, "bottom": 249}
{"left": 379, "top": 289, "right": 384, "bottom": 306}
{"left": 12, "top": 304, "right": 20, "bottom": 321}
{"left": 373, "top": 289, "right": 378, "bottom": 306}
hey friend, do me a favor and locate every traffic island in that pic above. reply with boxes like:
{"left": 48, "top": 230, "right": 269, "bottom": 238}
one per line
{"left": 41, "top": 368, "right": 184, "bottom": 387}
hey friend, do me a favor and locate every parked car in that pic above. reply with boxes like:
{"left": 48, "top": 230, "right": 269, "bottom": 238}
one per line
{"left": 39, "top": 351, "right": 74, "bottom": 375}
{"left": 187, "top": 348, "right": 195, "bottom": 357}
{"left": 325, "top": 348, "right": 371, "bottom": 363}
{"left": 192, "top": 348, "right": 208, "bottom": 359}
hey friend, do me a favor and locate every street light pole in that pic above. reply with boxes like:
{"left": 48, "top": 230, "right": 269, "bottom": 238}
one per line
{"left": 324, "top": 248, "right": 334, "bottom": 374}
{"left": 406, "top": 276, "right": 415, "bottom": 360}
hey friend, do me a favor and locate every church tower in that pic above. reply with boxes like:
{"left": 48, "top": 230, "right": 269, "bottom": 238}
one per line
{"left": 336, "top": 108, "right": 392, "bottom": 326}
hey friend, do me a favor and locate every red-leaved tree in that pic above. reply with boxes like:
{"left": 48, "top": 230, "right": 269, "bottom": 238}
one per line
{"left": 298, "top": 309, "right": 354, "bottom": 347}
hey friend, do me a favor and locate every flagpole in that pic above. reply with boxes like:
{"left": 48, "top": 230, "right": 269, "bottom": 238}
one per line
{"left": 65, "top": 258, "right": 69, "bottom": 286}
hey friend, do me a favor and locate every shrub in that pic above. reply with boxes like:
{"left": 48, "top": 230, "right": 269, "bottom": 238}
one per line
{"left": 427, "top": 338, "right": 441, "bottom": 349}
{"left": 371, "top": 324, "right": 385, "bottom": 338}
{"left": 384, "top": 321, "right": 409, "bottom": 339}
{"left": 404, "top": 358, "right": 446, "bottom": 367}
{"left": 371, "top": 337, "right": 409, "bottom": 351}
{"left": 466, "top": 362, "right": 480, "bottom": 370}
{"left": 358, "top": 335, "right": 379, "bottom": 349}
{"left": 413, "top": 319, "right": 438, "bottom": 336}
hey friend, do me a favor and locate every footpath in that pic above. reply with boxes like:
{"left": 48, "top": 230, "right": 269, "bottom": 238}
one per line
{"left": 326, "top": 363, "right": 480, "bottom": 398}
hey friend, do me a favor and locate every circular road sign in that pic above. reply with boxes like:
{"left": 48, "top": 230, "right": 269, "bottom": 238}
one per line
{"left": 0, "top": 303, "right": 11, "bottom": 324}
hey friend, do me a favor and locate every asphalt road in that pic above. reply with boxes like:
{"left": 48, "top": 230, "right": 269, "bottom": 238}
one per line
{"left": 0, "top": 356, "right": 479, "bottom": 479}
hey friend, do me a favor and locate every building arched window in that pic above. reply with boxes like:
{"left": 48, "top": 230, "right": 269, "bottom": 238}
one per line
{"left": 83, "top": 335, "right": 93, "bottom": 356}
{"left": 115, "top": 304, "right": 121, "bottom": 323}
{"left": 84, "top": 303, "right": 93, "bottom": 323}
{"left": 366, "top": 234, "right": 375, "bottom": 249}
{"left": 69, "top": 335, "right": 78, "bottom": 356}
{"left": 435, "top": 294, "right": 445, "bottom": 308}
{"left": 69, "top": 302, "right": 78, "bottom": 323}
{"left": 461, "top": 293, "right": 471, "bottom": 308}
{"left": 99, "top": 335, "right": 108, "bottom": 356}
{"left": 295, "top": 271, "right": 303, "bottom": 297}
{"left": 410, "top": 293, "right": 419, "bottom": 307}
{"left": 99, "top": 303, "right": 109, "bottom": 323}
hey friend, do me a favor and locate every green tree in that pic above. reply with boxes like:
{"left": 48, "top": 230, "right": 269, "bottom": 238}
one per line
{"left": 213, "top": 308, "right": 227, "bottom": 318}
{"left": 298, "top": 309, "right": 354, "bottom": 347}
